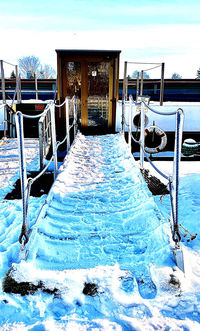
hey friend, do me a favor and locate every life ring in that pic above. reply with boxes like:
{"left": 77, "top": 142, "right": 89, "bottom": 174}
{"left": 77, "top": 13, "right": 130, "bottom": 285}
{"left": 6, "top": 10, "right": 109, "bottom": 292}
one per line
{"left": 144, "top": 126, "right": 167, "bottom": 154}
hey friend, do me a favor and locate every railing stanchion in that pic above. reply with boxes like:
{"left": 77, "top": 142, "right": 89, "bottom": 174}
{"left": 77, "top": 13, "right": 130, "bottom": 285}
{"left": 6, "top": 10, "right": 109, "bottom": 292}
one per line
{"left": 128, "top": 96, "right": 132, "bottom": 152}
{"left": 140, "top": 102, "right": 145, "bottom": 169}
{"left": 15, "top": 112, "right": 29, "bottom": 233}
{"left": 39, "top": 116, "right": 44, "bottom": 170}
{"left": 66, "top": 98, "right": 70, "bottom": 152}
{"left": 4, "top": 104, "right": 7, "bottom": 137}
{"left": 50, "top": 103, "right": 57, "bottom": 179}
{"left": 122, "top": 94, "right": 125, "bottom": 135}
{"left": 73, "top": 96, "right": 77, "bottom": 137}
{"left": 172, "top": 108, "right": 184, "bottom": 245}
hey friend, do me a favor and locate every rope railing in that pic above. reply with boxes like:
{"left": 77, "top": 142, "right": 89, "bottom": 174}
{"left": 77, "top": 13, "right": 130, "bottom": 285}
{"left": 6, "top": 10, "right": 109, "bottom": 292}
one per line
{"left": 124, "top": 95, "right": 185, "bottom": 271}
{"left": 14, "top": 97, "right": 78, "bottom": 249}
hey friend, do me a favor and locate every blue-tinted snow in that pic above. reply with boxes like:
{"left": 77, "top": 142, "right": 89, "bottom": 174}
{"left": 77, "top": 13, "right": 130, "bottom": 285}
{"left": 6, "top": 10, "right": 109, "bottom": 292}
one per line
{"left": 0, "top": 133, "right": 200, "bottom": 330}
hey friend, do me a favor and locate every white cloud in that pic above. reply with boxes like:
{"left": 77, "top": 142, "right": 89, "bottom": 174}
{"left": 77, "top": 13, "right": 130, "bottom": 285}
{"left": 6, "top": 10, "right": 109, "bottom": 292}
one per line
{"left": 1, "top": 25, "right": 200, "bottom": 78}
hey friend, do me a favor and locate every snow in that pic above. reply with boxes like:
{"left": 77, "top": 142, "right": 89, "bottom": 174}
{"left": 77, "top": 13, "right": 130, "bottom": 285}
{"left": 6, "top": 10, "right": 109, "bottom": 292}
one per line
{"left": 116, "top": 100, "right": 200, "bottom": 133}
{"left": 0, "top": 133, "right": 200, "bottom": 329}
{"left": 0, "top": 138, "right": 39, "bottom": 198}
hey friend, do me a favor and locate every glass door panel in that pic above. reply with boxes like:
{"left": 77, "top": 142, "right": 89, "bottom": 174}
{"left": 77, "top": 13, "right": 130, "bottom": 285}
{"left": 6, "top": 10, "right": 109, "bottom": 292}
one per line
{"left": 65, "top": 61, "right": 81, "bottom": 124}
{"left": 87, "top": 62, "right": 109, "bottom": 127}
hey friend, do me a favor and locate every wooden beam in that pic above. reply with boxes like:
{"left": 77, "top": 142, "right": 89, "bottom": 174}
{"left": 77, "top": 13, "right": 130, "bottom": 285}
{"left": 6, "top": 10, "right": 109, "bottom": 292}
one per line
{"left": 115, "top": 56, "right": 120, "bottom": 101}
{"left": 57, "top": 54, "right": 62, "bottom": 101}
{"left": 81, "top": 61, "right": 88, "bottom": 127}
{"left": 123, "top": 61, "right": 127, "bottom": 100}
{"left": 108, "top": 59, "right": 114, "bottom": 128}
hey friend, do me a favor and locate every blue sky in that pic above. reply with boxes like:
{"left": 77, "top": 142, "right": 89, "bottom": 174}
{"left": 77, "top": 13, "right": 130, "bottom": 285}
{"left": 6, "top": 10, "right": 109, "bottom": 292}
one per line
{"left": 1, "top": 0, "right": 200, "bottom": 78}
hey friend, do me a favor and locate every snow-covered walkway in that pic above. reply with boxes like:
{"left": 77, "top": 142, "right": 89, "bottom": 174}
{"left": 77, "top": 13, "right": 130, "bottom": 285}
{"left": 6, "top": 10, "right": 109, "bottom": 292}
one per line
{"left": 2, "top": 133, "right": 200, "bottom": 329}
{"left": 15, "top": 133, "right": 170, "bottom": 297}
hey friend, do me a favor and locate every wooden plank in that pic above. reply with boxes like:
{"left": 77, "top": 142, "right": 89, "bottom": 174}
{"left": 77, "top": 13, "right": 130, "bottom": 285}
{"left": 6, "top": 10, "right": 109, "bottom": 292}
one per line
{"left": 81, "top": 61, "right": 88, "bottom": 127}
{"left": 115, "top": 55, "right": 120, "bottom": 101}
{"left": 57, "top": 54, "right": 62, "bottom": 101}
{"left": 108, "top": 59, "right": 114, "bottom": 128}
{"left": 123, "top": 61, "right": 127, "bottom": 100}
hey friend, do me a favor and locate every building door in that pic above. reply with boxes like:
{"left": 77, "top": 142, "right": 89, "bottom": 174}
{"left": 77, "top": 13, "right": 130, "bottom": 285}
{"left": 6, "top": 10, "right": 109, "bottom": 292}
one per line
{"left": 57, "top": 49, "right": 120, "bottom": 133}
{"left": 64, "top": 60, "right": 113, "bottom": 129}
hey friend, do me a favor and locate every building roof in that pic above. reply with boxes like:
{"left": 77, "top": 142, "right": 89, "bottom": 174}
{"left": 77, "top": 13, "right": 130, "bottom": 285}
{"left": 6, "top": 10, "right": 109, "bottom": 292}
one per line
{"left": 55, "top": 49, "right": 121, "bottom": 54}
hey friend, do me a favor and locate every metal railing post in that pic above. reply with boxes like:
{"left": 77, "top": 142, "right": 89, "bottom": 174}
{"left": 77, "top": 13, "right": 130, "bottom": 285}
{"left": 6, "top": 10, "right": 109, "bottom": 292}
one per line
{"left": 172, "top": 108, "right": 184, "bottom": 241}
{"left": 9, "top": 106, "right": 12, "bottom": 138}
{"left": 136, "top": 72, "right": 140, "bottom": 101}
{"left": 35, "top": 76, "right": 38, "bottom": 100}
{"left": 15, "top": 112, "right": 29, "bottom": 232}
{"left": 0, "top": 60, "right": 6, "bottom": 104}
{"left": 128, "top": 96, "right": 132, "bottom": 152}
{"left": 73, "top": 96, "right": 77, "bottom": 137}
{"left": 160, "top": 62, "right": 165, "bottom": 106}
{"left": 65, "top": 98, "right": 70, "bottom": 152}
{"left": 15, "top": 65, "right": 20, "bottom": 103}
{"left": 140, "top": 70, "right": 144, "bottom": 96}
{"left": 140, "top": 102, "right": 145, "bottom": 169}
{"left": 50, "top": 103, "right": 57, "bottom": 179}
{"left": 38, "top": 116, "right": 45, "bottom": 170}
{"left": 4, "top": 104, "right": 7, "bottom": 137}
{"left": 121, "top": 94, "right": 125, "bottom": 134}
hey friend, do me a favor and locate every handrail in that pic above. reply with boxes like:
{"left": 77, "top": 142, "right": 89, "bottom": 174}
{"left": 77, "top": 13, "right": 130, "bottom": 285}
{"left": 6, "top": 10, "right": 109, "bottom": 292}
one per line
{"left": 125, "top": 96, "right": 185, "bottom": 271}
{"left": 14, "top": 96, "right": 78, "bottom": 249}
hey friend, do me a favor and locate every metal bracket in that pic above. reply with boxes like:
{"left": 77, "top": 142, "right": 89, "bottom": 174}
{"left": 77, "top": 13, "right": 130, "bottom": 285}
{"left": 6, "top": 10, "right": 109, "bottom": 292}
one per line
{"left": 173, "top": 245, "right": 185, "bottom": 273}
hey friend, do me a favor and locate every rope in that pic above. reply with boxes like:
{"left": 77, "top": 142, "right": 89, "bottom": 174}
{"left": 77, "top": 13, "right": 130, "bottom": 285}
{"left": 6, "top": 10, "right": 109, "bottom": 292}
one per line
{"left": 56, "top": 122, "right": 75, "bottom": 148}
{"left": 30, "top": 156, "right": 54, "bottom": 184}
{"left": 55, "top": 99, "right": 67, "bottom": 108}
{"left": 2, "top": 60, "right": 16, "bottom": 67}
{"left": 127, "top": 61, "right": 161, "bottom": 65}
{"left": 143, "top": 64, "right": 162, "bottom": 72}
{"left": 130, "top": 132, "right": 169, "bottom": 181}
{"left": 142, "top": 101, "right": 178, "bottom": 116}
{"left": 129, "top": 97, "right": 178, "bottom": 116}
{"left": 143, "top": 151, "right": 169, "bottom": 180}
{"left": 21, "top": 105, "right": 50, "bottom": 119}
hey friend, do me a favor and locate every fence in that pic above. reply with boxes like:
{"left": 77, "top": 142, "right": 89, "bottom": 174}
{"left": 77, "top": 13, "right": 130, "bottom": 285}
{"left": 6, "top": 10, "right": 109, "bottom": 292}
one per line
{"left": 15, "top": 97, "right": 77, "bottom": 249}
{"left": 121, "top": 95, "right": 185, "bottom": 272}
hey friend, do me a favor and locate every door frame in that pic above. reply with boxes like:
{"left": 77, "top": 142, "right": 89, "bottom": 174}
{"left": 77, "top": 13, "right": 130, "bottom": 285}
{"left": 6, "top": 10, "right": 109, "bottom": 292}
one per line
{"left": 56, "top": 50, "right": 121, "bottom": 131}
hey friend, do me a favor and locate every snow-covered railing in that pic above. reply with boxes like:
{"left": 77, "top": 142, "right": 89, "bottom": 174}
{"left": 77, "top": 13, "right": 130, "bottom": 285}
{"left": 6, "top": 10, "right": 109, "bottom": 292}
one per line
{"left": 38, "top": 104, "right": 52, "bottom": 170}
{"left": 123, "top": 96, "right": 185, "bottom": 272}
{"left": 14, "top": 97, "right": 77, "bottom": 249}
